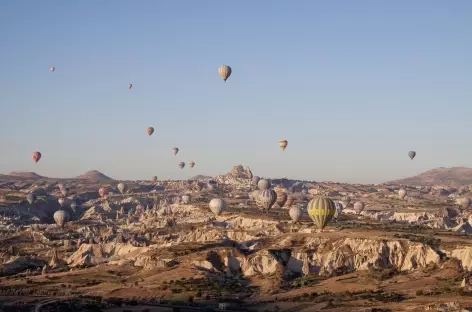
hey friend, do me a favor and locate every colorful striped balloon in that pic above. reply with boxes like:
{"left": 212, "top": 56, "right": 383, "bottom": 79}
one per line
{"left": 307, "top": 197, "right": 336, "bottom": 230}
{"left": 256, "top": 189, "right": 277, "bottom": 211}
{"left": 275, "top": 189, "right": 288, "bottom": 207}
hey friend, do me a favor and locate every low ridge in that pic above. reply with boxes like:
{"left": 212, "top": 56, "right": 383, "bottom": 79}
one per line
{"left": 386, "top": 166, "right": 472, "bottom": 186}
{"left": 7, "top": 171, "right": 44, "bottom": 179}
{"left": 75, "top": 170, "right": 114, "bottom": 181}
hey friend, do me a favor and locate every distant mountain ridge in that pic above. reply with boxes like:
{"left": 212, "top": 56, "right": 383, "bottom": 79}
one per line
{"left": 189, "top": 174, "right": 212, "bottom": 180}
{"left": 75, "top": 170, "right": 114, "bottom": 181}
{"left": 7, "top": 172, "right": 45, "bottom": 179}
{"left": 386, "top": 167, "right": 472, "bottom": 186}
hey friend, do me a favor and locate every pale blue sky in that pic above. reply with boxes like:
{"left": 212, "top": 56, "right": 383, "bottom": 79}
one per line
{"left": 0, "top": 0, "right": 471, "bottom": 183}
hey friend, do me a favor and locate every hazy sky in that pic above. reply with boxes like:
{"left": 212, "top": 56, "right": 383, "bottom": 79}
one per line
{"left": 0, "top": 1, "right": 471, "bottom": 183}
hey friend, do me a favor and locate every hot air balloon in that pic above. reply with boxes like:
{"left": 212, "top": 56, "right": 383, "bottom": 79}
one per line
{"left": 218, "top": 65, "right": 232, "bottom": 82}
{"left": 128, "top": 83, "right": 133, "bottom": 90}
{"left": 172, "top": 147, "right": 179, "bottom": 156}
{"left": 353, "top": 201, "right": 365, "bottom": 214}
{"left": 284, "top": 195, "right": 294, "bottom": 208}
{"left": 26, "top": 193, "right": 36, "bottom": 205}
{"left": 152, "top": 176, "right": 157, "bottom": 183}
{"left": 50, "top": 66, "right": 55, "bottom": 72}
{"left": 182, "top": 194, "right": 191, "bottom": 204}
{"left": 342, "top": 196, "right": 351, "bottom": 207}
{"left": 302, "top": 187, "right": 309, "bottom": 196}
{"left": 32, "top": 151, "right": 42, "bottom": 163}
{"left": 334, "top": 202, "right": 343, "bottom": 218}
{"left": 459, "top": 197, "right": 471, "bottom": 209}
{"left": 209, "top": 198, "right": 226, "bottom": 216}
{"left": 146, "top": 127, "right": 154, "bottom": 136}
{"left": 70, "top": 201, "right": 78, "bottom": 213}
{"left": 187, "top": 161, "right": 195, "bottom": 168}
{"left": 289, "top": 206, "right": 302, "bottom": 222}
{"left": 117, "top": 183, "right": 126, "bottom": 194}
{"left": 136, "top": 204, "right": 144, "bottom": 214}
{"left": 207, "top": 180, "right": 217, "bottom": 190}
{"left": 58, "top": 198, "right": 65, "bottom": 207}
{"left": 252, "top": 176, "right": 260, "bottom": 186}
{"left": 257, "top": 179, "right": 270, "bottom": 191}
{"left": 53, "top": 210, "right": 70, "bottom": 228}
{"left": 279, "top": 140, "right": 288, "bottom": 151}
{"left": 178, "top": 162, "right": 185, "bottom": 169}
{"left": 256, "top": 189, "right": 277, "bottom": 211}
{"left": 408, "top": 151, "right": 416, "bottom": 160}
{"left": 58, "top": 184, "right": 69, "bottom": 197}
{"left": 98, "top": 187, "right": 108, "bottom": 197}
{"left": 307, "top": 197, "right": 336, "bottom": 230}
{"left": 252, "top": 190, "right": 260, "bottom": 202}
{"left": 275, "top": 189, "right": 288, "bottom": 207}
{"left": 398, "top": 189, "right": 407, "bottom": 200}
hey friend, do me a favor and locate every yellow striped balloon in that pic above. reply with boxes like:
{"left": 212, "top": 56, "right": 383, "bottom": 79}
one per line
{"left": 307, "top": 197, "right": 336, "bottom": 230}
{"left": 218, "top": 65, "right": 232, "bottom": 82}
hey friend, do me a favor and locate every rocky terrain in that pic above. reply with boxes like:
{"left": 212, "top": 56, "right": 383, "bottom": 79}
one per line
{"left": 1, "top": 166, "right": 472, "bottom": 311}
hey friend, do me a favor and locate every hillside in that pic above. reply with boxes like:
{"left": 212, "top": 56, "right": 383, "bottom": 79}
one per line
{"left": 188, "top": 174, "right": 212, "bottom": 180}
{"left": 7, "top": 171, "right": 45, "bottom": 179}
{"left": 74, "top": 170, "right": 114, "bottom": 181}
{"left": 386, "top": 167, "right": 472, "bottom": 186}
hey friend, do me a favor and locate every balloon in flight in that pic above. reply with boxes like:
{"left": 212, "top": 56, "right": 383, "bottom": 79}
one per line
{"left": 252, "top": 190, "right": 260, "bottom": 202}
{"left": 128, "top": 83, "right": 133, "bottom": 90}
{"left": 146, "top": 127, "right": 154, "bottom": 136}
{"left": 275, "top": 189, "right": 288, "bottom": 207}
{"left": 187, "top": 161, "right": 195, "bottom": 168}
{"left": 279, "top": 140, "right": 288, "bottom": 151}
{"left": 32, "top": 152, "right": 42, "bottom": 163}
{"left": 353, "top": 201, "right": 365, "bottom": 214}
{"left": 459, "top": 197, "right": 471, "bottom": 209}
{"left": 218, "top": 65, "right": 232, "bottom": 82}
{"left": 289, "top": 206, "right": 302, "bottom": 222}
{"left": 209, "top": 198, "right": 226, "bottom": 216}
{"left": 58, "top": 184, "right": 69, "bottom": 197}
{"left": 172, "top": 147, "right": 179, "bottom": 156}
{"left": 398, "top": 189, "right": 407, "bottom": 200}
{"left": 182, "top": 194, "right": 191, "bottom": 204}
{"left": 257, "top": 179, "right": 270, "bottom": 191}
{"left": 178, "top": 162, "right": 185, "bottom": 169}
{"left": 252, "top": 176, "right": 260, "bottom": 186}
{"left": 98, "top": 187, "right": 108, "bottom": 197}
{"left": 307, "top": 197, "right": 336, "bottom": 230}
{"left": 53, "top": 210, "right": 70, "bottom": 228}
{"left": 26, "top": 193, "right": 36, "bottom": 205}
{"left": 117, "top": 183, "right": 126, "bottom": 194}
{"left": 70, "top": 201, "right": 78, "bottom": 213}
{"left": 256, "top": 189, "right": 277, "bottom": 211}
{"left": 50, "top": 66, "right": 55, "bottom": 72}
{"left": 335, "top": 202, "right": 344, "bottom": 217}
{"left": 408, "top": 151, "right": 416, "bottom": 160}
{"left": 342, "top": 196, "right": 350, "bottom": 207}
